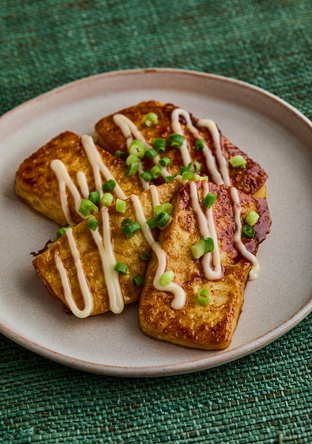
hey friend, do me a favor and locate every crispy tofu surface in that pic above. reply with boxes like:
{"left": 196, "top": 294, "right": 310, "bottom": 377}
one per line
{"left": 15, "top": 131, "right": 143, "bottom": 226}
{"left": 95, "top": 101, "right": 268, "bottom": 197}
{"left": 139, "top": 181, "right": 271, "bottom": 350}
{"left": 33, "top": 180, "right": 182, "bottom": 316}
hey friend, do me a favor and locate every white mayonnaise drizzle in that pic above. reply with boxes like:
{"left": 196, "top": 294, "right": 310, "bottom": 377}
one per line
{"left": 113, "top": 114, "right": 170, "bottom": 190}
{"left": 91, "top": 207, "right": 124, "bottom": 314}
{"left": 190, "top": 182, "right": 222, "bottom": 280}
{"left": 131, "top": 194, "right": 186, "bottom": 310}
{"left": 55, "top": 228, "right": 94, "bottom": 318}
{"left": 171, "top": 109, "right": 224, "bottom": 185}
{"left": 77, "top": 171, "right": 89, "bottom": 199}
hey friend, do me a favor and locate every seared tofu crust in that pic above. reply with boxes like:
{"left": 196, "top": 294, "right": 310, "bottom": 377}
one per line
{"left": 33, "top": 180, "right": 182, "bottom": 316}
{"left": 95, "top": 101, "right": 268, "bottom": 197}
{"left": 139, "top": 181, "right": 271, "bottom": 350}
{"left": 15, "top": 131, "right": 143, "bottom": 226}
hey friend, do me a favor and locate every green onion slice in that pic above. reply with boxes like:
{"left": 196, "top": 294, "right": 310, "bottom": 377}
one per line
{"left": 115, "top": 150, "right": 125, "bottom": 159}
{"left": 87, "top": 217, "right": 98, "bottom": 231}
{"left": 242, "top": 224, "right": 255, "bottom": 239}
{"left": 56, "top": 225, "right": 75, "bottom": 240}
{"left": 145, "top": 149, "right": 158, "bottom": 159}
{"left": 133, "top": 274, "right": 145, "bottom": 287}
{"left": 159, "top": 270, "right": 174, "bottom": 286}
{"left": 88, "top": 190, "right": 100, "bottom": 204}
{"left": 182, "top": 171, "right": 195, "bottom": 181}
{"left": 129, "top": 140, "right": 146, "bottom": 158}
{"left": 144, "top": 113, "right": 158, "bottom": 127}
{"left": 229, "top": 155, "right": 247, "bottom": 168}
{"left": 203, "top": 192, "right": 217, "bottom": 208}
{"left": 153, "top": 138, "right": 166, "bottom": 150}
{"left": 147, "top": 210, "right": 170, "bottom": 229}
{"left": 140, "top": 170, "right": 153, "bottom": 182}
{"left": 188, "top": 161, "right": 201, "bottom": 172}
{"left": 191, "top": 240, "right": 205, "bottom": 259}
{"left": 198, "top": 288, "right": 210, "bottom": 306}
{"left": 159, "top": 156, "right": 171, "bottom": 167}
{"left": 140, "top": 250, "right": 151, "bottom": 261}
{"left": 100, "top": 193, "right": 113, "bottom": 207}
{"left": 180, "top": 166, "right": 190, "bottom": 175}
{"left": 197, "top": 175, "right": 209, "bottom": 180}
{"left": 202, "top": 237, "right": 214, "bottom": 253}
{"left": 245, "top": 210, "right": 259, "bottom": 226}
{"left": 154, "top": 202, "right": 173, "bottom": 216}
{"left": 121, "top": 219, "right": 131, "bottom": 228}
{"left": 79, "top": 199, "right": 99, "bottom": 217}
{"left": 116, "top": 199, "right": 126, "bottom": 213}
{"left": 165, "top": 175, "right": 178, "bottom": 183}
{"left": 126, "top": 154, "right": 141, "bottom": 166}
{"left": 126, "top": 161, "right": 140, "bottom": 176}
{"left": 151, "top": 165, "right": 161, "bottom": 179}
{"left": 102, "top": 179, "right": 116, "bottom": 192}
{"left": 168, "top": 134, "right": 185, "bottom": 147}
{"left": 195, "top": 139, "right": 205, "bottom": 151}
{"left": 122, "top": 220, "right": 141, "bottom": 239}
{"left": 114, "top": 262, "right": 128, "bottom": 275}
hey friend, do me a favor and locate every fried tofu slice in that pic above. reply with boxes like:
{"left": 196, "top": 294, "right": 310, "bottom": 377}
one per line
{"left": 32, "top": 180, "right": 182, "bottom": 316}
{"left": 139, "top": 181, "right": 271, "bottom": 350}
{"left": 15, "top": 131, "right": 143, "bottom": 227}
{"left": 95, "top": 101, "right": 268, "bottom": 198}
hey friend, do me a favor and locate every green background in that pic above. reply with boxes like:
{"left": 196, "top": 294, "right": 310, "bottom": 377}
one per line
{"left": 0, "top": 0, "right": 311, "bottom": 442}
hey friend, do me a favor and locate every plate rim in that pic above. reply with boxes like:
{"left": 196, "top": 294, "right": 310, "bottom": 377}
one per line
{"left": 1, "top": 67, "right": 312, "bottom": 377}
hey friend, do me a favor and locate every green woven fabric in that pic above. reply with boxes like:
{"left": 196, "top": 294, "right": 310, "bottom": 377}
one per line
{"left": 1, "top": 0, "right": 311, "bottom": 442}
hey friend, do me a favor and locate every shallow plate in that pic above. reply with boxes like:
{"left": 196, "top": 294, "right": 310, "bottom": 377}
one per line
{"left": 1, "top": 69, "right": 312, "bottom": 377}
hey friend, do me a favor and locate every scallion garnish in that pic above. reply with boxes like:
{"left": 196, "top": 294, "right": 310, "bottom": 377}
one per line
{"left": 114, "top": 262, "right": 128, "bottom": 275}
{"left": 115, "top": 150, "right": 125, "bottom": 159}
{"left": 165, "top": 175, "right": 178, "bottom": 183}
{"left": 191, "top": 237, "right": 214, "bottom": 259}
{"left": 159, "top": 156, "right": 171, "bottom": 167}
{"left": 180, "top": 166, "right": 190, "bottom": 175}
{"left": 202, "top": 237, "right": 214, "bottom": 253}
{"left": 144, "top": 112, "right": 158, "bottom": 127}
{"left": 140, "top": 170, "right": 153, "bottom": 182}
{"left": 147, "top": 210, "right": 170, "bottom": 229}
{"left": 121, "top": 219, "right": 131, "bottom": 228}
{"left": 198, "top": 288, "right": 210, "bottom": 306}
{"left": 203, "top": 192, "right": 217, "bottom": 208}
{"left": 195, "top": 139, "right": 205, "bottom": 151}
{"left": 116, "top": 199, "right": 126, "bottom": 213}
{"left": 129, "top": 140, "right": 146, "bottom": 158}
{"left": 153, "top": 138, "right": 166, "bottom": 152}
{"left": 151, "top": 165, "right": 161, "bottom": 179}
{"left": 79, "top": 199, "right": 99, "bottom": 217}
{"left": 56, "top": 225, "right": 74, "bottom": 240}
{"left": 154, "top": 202, "right": 173, "bottom": 216}
{"left": 242, "top": 224, "right": 255, "bottom": 239}
{"left": 182, "top": 171, "right": 195, "bottom": 181}
{"left": 87, "top": 217, "right": 98, "bottom": 231}
{"left": 126, "top": 154, "right": 140, "bottom": 166}
{"left": 102, "top": 179, "right": 116, "bottom": 192}
{"left": 126, "top": 161, "right": 140, "bottom": 176}
{"left": 145, "top": 149, "right": 158, "bottom": 159}
{"left": 245, "top": 210, "right": 259, "bottom": 226}
{"left": 122, "top": 220, "right": 141, "bottom": 239}
{"left": 159, "top": 270, "right": 174, "bottom": 286}
{"left": 188, "top": 161, "right": 201, "bottom": 172}
{"left": 168, "top": 134, "right": 185, "bottom": 147}
{"left": 133, "top": 274, "right": 145, "bottom": 287}
{"left": 140, "top": 250, "right": 151, "bottom": 261}
{"left": 100, "top": 193, "right": 113, "bottom": 207}
{"left": 88, "top": 191, "right": 100, "bottom": 204}
{"left": 229, "top": 155, "right": 247, "bottom": 168}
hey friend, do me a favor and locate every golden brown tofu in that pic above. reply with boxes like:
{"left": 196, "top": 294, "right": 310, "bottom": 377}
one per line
{"left": 95, "top": 101, "right": 268, "bottom": 197}
{"left": 139, "top": 181, "right": 271, "bottom": 350}
{"left": 15, "top": 131, "right": 143, "bottom": 227}
{"left": 33, "top": 180, "right": 182, "bottom": 316}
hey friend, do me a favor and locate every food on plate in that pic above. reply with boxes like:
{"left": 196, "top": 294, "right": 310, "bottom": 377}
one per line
{"left": 15, "top": 131, "right": 143, "bottom": 226}
{"left": 32, "top": 180, "right": 182, "bottom": 317}
{"left": 139, "top": 180, "right": 271, "bottom": 349}
{"left": 95, "top": 101, "right": 268, "bottom": 197}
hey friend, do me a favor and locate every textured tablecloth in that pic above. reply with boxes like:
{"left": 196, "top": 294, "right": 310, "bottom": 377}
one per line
{"left": 1, "top": 0, "right": 311, "bottom": 442}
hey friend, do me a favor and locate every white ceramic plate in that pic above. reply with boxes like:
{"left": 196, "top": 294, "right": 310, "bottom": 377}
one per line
{"left": 1, "top": 69, "right": 312, "bottom": 377}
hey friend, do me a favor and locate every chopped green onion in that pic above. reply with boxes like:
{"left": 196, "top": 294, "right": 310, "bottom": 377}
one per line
{"left": 198, "top": 288, "right": 210, "bottom": 306}
{"left": 159, "top": 270, "right": 174, "bottom": 286}
{"left": 100, "top": 193, "right": 113, "bottom": 207}
{"left": 133, "top": 274, "right": 145, "bottom": 287}
{"left": 182, "top": 171, "right": 195, "bottom": 181}
{"left": 140, "top": 170, "right": 153, "bottom": 182}
{"left": 102, "top": 179, "right": 116, "bottom": 192}
{"left": 197, "top": 175, "right": 209, "bottom": 180}
{"left": 126, "top": 154, "right": 140, "bottom": 166}
{"left": 147, "top": 210, "right": 170, "bottom": 229}
{"left": 168, "top": 133, "right": 185, "bottom": 147}
{"left": 151, "top": 165, "right": 161, "bottom": 179}
{"left": 154, "top": 202, "right": 173, "bottom": 216}
{"left": 191, "top": 240, "right": 205, "bottom": 259}
{"left": 87, "top": 217, "right": 98, "bottom": 231}
{"left": 122, "top": 221, "right": 141, "bottom": 238}
{"left": 56, "top": 225, "right": 75, "bottom": 240}
{"left": 159, "top": 156, "right": 171, "bottom": 167}
{"left": 229, "top": 155, "right": 247, "bottom": 168}
{"left": 79, "top": 199, "right": 99, "bottom": 217}
{"left": 203, "top": 192, "right": 217, "bottom": 208}
{"left": 202, "top": 237, "right": 214, "bottom": 253}
{"left": 165, "top": 175, "right": 178, "bottom": 183}
{"left": 88, "top": 190, "right": 100, "bottom": 204}
{"left": 153, "top": 138, "right": 166, "bottom": 151}
{"left": 121, "top": 219, "right": 131, "bottom": 228}
{"left": 145, "top": 149, "right": 158, "bottom": 159}
{"left": 126, "top": 161, "right": 140, "bottom": 176}
{"left": 116, "top": 199, "right": 126, "bottom": 213}
{"left": 180, "top": 166, "right": 190, "bottom": 175}
{"left": 245, "top": 210, "right": 259, "bottom": 226}
{"left": 114, "top": 262, "right": 128, "bottom": 275}
{"left": 188, "top": 161, "right": 201, "bottom": 172}
{"left": 129, "top": 140, "right": 146, "bottom": 158}
{"left": 242, "top": 224, "right": 255, "bottom": 239}
{"left": 140, "top": 250, "right": 151, "bottom": 261}
{"left": 195, "top": 139, "right": 205, "bottom": 151}
{"left": 115, "top": 150, "right": 125, "bottom": 159}
{"left": 144, "top": 112, "right": 158, "bottom": 127}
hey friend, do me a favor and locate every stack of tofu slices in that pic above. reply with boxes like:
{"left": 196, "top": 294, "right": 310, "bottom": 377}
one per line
{"left": 15, "top": 101, "right": 271, "bottom": 350}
